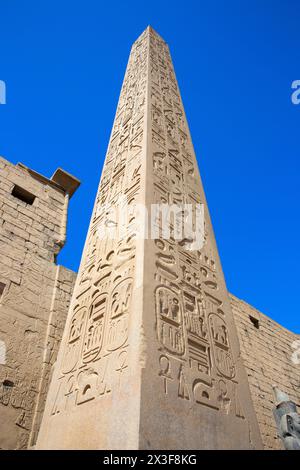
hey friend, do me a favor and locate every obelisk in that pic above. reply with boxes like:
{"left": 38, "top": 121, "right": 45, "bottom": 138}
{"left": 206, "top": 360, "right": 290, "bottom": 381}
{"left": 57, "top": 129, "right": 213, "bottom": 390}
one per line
{"left": 36, "top": 26, "right": 263, "bottom": 449}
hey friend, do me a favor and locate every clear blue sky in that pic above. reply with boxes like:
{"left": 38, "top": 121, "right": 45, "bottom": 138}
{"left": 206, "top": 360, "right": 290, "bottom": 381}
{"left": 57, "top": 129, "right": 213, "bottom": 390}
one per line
{"left": 1, "top": 1, "right": 299, "bottom": 333}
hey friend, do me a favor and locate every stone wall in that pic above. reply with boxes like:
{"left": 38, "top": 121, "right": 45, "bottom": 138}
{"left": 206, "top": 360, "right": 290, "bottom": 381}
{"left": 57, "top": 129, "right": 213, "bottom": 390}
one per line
{"left": 0, "top": 157, "right": 78, "bottom": 449}
{"left": 230, "top": 294, "right": 300, "bottom": 450}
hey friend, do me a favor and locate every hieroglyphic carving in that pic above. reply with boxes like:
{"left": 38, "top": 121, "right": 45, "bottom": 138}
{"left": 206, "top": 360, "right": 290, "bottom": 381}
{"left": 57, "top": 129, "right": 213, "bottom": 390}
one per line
{"left": 149, "top": 28, "right": 241, "bottom": 418}
{"left": 156, "top": 286, "right": 185, "bottom": 356}
{"left": 107, "top": 277, "right": 132, "bottom": 351}
{"left": 50, "top": 29, "right": 149, "bottom": 415}
{"left": 159, "top": 355, "right": 173, "bottom": 394}
{"left": 209, "top": 313, "right": 235, "bottom": 379}
{"left": 62, "top": 306, "right": 87, "bottom": 374}
{"left": 82, "top": 292, "right": 107, "bottom": 363}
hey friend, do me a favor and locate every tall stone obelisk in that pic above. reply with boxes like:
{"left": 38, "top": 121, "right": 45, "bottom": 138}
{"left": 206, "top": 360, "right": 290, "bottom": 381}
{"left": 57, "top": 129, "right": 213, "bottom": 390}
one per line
{"left": 36, "top": 27, "right": 263, "bottom": 449}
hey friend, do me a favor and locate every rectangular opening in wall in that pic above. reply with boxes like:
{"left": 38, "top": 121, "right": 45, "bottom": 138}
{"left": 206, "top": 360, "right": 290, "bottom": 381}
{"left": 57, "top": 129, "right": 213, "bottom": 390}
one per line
{"left": 0, "top": 282, "right": 5, "bottom": 298}
{"left": 11, "top": 185, "right": 36, "bottom": 205}
{"left": 249, "top": 315, "right": 260, "bottom": 329}
{"left": 3, "top": 379, "right": 14, "bottom": 388}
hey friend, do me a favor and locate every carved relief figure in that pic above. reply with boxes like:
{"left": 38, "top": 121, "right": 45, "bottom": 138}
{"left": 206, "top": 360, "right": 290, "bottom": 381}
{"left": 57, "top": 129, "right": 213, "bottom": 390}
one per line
{"left": 82, "top": 293, "right": 107, "bottom": 363}
{"left": 62, "top": 306, "right": 87, "bottom": 374}
{"left": 107, "top": 278, "right": 132, "bottom": 351}
{"left": 209, "top": 314, "right": 235, "bottom": 379}
{"left": 156, "top": 286, "right": 185, "bottom": 356}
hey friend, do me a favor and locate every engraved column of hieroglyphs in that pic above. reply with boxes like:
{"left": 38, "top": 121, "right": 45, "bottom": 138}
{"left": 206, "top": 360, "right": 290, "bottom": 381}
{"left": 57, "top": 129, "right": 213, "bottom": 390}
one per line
{"left": 50, "top": 30, "right": 149, "bottom": 416}
{"left": 149, "top": 29, "right": 244, "bottom": 419}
